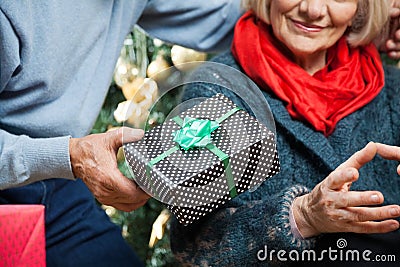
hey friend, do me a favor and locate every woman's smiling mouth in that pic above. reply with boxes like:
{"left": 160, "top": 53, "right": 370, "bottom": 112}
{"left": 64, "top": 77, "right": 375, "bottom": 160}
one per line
{"left": 291, "top": 19, "right": 325, "bottom": 33}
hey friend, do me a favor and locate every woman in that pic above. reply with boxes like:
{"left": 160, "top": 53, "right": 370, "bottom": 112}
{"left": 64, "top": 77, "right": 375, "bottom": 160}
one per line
{"left": 170, "top": 0, "right": 400, "bottom": 266}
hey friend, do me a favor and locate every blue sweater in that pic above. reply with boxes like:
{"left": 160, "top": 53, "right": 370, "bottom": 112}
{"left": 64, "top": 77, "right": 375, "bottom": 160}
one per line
{"left": 170, "top": 52, "right": 400, "bottom": 266}
{"left": 0, "top": 0, "right": 241, "bottom": 189}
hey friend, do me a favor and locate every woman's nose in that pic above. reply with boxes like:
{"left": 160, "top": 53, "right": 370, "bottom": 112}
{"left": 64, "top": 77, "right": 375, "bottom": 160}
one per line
{"left": 299, "top": 0, "right": 328, "bottom": 20}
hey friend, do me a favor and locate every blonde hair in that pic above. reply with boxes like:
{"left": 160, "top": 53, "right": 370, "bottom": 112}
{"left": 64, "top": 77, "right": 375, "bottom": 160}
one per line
{"left": 241, "top": 0, "right": 390, "bottom": 47}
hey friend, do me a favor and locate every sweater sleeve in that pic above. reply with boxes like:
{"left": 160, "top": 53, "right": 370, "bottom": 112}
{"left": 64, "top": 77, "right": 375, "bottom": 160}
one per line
{"left": 171, "top": 185, "right": 317, "bottom": 266}
{"left": 0, "top": 9, "right": 75, "bottom": 189}
{"left": 0, "top": 129, "right": 75, "bottom": 189}
{"left": 0, "top": 8, "right": 19, "bottom": 93}
{"left": 138, "top": 0, "right": 242, "bottom": 52}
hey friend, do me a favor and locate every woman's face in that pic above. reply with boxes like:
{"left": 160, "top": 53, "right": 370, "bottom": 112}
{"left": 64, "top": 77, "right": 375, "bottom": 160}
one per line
{"left": 269, "top": 0, "right": 358, "bottom": 66}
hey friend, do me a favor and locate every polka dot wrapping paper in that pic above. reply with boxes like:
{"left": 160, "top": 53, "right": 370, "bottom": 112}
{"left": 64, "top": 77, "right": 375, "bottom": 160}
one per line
{"left": 0, "top": 205, "right": 46, "bottom": 267}
{"left": 124, "top": 94, "right": 280, "bottom": 225}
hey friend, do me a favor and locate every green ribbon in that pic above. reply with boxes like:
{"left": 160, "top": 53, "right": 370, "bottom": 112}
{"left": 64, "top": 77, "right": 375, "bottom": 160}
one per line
{"left": 205, "top": 143, "right": 237, "bottom": 198}
{"left": 146, "top": 107, "right": 241, "bottom": 198}
{"left": 172, "top": 117, "right": 220, "bottom": 150}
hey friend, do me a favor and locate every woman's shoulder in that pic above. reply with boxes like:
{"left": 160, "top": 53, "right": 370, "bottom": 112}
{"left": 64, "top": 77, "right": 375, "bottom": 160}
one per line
{"left": 373, "top": 64, "right": 400, "bottom": 135}
{"left": 209, "top": 50, "right": 241, "bottom": 70}
{"left": 181, "top": 50, "right": 239, "bottom": 100}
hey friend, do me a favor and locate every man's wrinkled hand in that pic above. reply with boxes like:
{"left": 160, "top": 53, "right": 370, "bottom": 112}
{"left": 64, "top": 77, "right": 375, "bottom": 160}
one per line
{"left": 69, "top": 127, "right": 150, "bottom": 212}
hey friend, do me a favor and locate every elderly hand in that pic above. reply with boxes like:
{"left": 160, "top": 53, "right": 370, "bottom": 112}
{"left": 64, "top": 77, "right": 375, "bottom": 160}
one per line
{"left": 293, "top": 142, "right": 400, "bottom": 238}
{"left": 384, "top": 0, "right": 400, "bottom": 59}
{"left": 69, "top": 127, "right": 150, "bottom": 212}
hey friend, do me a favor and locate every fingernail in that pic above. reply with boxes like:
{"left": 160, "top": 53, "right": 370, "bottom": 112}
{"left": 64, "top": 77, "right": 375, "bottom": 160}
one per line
{"left": 121, "top": 128, "right": 145, "bottom": 143}
{"left": 126, "top": 128, "right": 144, "bottom": 136}
{"left": 371, "top": 194, "right": 380, "bottom": 202}
{"left": 135, "top": 129, "right": 145, "bottom": 135}
{"left": 390, "top": 208, "right": 400, "bottom": 216}
{"left": 391, "top": 223, "right": 399, "bottom": 230}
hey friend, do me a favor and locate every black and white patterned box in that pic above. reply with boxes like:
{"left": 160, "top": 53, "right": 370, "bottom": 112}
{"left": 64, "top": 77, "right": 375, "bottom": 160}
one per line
{"left": 124, "top": 94, "right": 279, "bottom": 225}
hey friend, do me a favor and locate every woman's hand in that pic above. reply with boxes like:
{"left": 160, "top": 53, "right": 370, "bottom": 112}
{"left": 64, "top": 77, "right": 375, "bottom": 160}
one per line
{"left": 69, "top": 127, "right": 150, "bottom": 212}
{"left": 293, "top": 142, "right": 400, "bottom": 238}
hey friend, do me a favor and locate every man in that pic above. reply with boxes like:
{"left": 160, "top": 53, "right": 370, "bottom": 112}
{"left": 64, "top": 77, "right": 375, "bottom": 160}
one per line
{"left": 0, "top": 1, "right": 242, "bottom": 266}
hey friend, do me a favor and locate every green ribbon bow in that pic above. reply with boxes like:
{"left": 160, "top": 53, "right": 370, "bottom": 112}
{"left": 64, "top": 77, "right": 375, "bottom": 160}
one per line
{"left": 172, "top": 117, "right": 219, "bottom": 150}
{"left": 146, "top": 107, "right": 241, "bottom": 198}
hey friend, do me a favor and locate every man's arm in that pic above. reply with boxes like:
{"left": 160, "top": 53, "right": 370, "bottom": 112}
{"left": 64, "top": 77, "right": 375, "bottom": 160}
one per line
{"left": 0, "top": 9, "right": 74, "bottom": 189}
{"left": 138, "top": 0, "right": 242, "bottom": 52}
{"left": 0, "top": 130, "right": 75, "bottom": 189}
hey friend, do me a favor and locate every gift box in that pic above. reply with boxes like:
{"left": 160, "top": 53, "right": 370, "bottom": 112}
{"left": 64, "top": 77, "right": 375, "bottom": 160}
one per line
{"left": 124, "top": 94, "right": 279, "bottom": 225}
{"left": 0, "top": 205, "right": 46, "bottom": 267}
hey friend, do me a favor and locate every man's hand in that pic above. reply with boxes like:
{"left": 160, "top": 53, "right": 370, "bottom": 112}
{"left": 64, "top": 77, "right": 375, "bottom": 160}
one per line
{"left": 384, "top": 0, "right": 400, "bottom": 59}
{"left": 69, "top": 127, "right": 150, "bottom": 212}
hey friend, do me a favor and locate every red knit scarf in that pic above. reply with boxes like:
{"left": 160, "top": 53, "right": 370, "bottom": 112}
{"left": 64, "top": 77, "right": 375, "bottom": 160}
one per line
{"left": 231, "top": 12, "right": 384, "bottom": 136}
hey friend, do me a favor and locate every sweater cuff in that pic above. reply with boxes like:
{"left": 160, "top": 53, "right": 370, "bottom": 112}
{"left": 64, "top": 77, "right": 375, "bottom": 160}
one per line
{"left": 289, "top": 198, "right": 305, "bottom": 240}
{"left": 268, "top": 185, "right": 316, "bottom": 251}
{"left": 24, "top": 135, "right": 75, "bottom": 182}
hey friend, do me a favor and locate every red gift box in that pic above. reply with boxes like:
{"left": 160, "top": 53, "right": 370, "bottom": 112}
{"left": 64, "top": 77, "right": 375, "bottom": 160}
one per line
{"left": 0, "top": 205, "right": 46, "bottom": 267}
